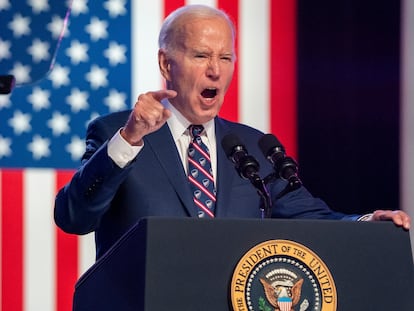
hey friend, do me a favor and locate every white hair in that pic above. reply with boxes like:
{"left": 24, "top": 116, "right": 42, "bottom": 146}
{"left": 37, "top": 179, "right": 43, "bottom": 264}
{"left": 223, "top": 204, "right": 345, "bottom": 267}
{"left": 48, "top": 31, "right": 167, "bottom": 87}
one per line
{"left": 158, "top": 4, "right": 236, "bottom": 51}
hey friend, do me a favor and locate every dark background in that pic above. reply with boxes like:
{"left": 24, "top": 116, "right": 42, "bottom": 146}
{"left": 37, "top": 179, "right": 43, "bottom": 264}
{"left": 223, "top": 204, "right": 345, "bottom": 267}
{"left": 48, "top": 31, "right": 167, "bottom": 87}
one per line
{"left": 297, "top": 0, "right": 400, "bottom": 214}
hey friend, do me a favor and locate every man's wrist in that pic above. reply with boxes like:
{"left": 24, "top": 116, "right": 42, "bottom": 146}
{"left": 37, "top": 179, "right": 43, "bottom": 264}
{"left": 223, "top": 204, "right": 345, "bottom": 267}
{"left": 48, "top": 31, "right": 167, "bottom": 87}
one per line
{"left": 120, "top": 128, "right": 144, "bottom": 146}
{"left": 108, "top": 129, "right": 143, "bottom": 168}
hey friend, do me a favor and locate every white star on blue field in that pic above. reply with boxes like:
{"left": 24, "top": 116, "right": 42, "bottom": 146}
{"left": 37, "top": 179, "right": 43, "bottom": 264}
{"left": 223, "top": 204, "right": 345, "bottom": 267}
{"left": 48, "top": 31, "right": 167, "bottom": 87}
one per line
{"left": 0, "top": 0, "right": 131, "bottom": 168}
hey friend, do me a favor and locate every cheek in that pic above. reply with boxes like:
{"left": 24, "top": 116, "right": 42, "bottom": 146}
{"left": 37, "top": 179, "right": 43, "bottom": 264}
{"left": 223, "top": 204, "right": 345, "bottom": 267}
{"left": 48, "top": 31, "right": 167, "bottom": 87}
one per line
{"left": 225, "top": 68, "right": 235, "bottom": 86}
{"left": 176, "top": 70, "right": 197, "bottom": 89}
{"left": 218, "top": 67, "right": 234, "bottom": 93}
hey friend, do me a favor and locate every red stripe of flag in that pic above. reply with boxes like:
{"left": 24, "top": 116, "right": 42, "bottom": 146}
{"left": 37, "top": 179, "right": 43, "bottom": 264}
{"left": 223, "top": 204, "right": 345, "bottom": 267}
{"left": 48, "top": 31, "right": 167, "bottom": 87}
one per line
{"left": 1, "top": 170, "right": 24, "bottom": 311}
{"left": 270, "top": 0, "right": 297, "bottom": 157}
{"left": 164, "top": 0, "right": 185, "bottom": 16}
{"left": 218, "top": 0, "right": 240, "bottom": 122}
{"left": 55, "top": 170, "right": 78, "bottom": 311}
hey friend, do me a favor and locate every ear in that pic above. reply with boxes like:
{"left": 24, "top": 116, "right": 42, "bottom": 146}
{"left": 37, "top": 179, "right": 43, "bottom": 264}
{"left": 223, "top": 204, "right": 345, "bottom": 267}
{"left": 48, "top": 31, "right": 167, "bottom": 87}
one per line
{"left": 158, "top": 49, "right": 171, "bottom": 81}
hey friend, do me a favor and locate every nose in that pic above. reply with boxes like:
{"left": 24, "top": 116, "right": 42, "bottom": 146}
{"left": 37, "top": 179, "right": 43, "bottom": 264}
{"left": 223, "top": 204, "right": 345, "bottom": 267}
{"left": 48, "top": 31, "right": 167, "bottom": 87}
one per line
{"left": 206, "top": 58, "right": 220, "bottom": 80}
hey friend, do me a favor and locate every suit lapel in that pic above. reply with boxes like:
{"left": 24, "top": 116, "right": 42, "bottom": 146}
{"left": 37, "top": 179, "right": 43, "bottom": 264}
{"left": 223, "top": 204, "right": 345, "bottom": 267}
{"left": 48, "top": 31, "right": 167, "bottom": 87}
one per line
{"left": 144, "top": 124, "right": 197, "bottom": 217}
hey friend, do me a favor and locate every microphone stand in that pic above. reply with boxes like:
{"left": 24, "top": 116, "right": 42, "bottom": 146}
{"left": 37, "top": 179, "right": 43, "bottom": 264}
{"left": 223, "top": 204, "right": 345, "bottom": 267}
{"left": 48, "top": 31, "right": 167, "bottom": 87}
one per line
{"left": 248, "top": 174, "right": 272, "bottom": 219}
{"left": 235, "top": 155, "right": 273, "bottom": 219}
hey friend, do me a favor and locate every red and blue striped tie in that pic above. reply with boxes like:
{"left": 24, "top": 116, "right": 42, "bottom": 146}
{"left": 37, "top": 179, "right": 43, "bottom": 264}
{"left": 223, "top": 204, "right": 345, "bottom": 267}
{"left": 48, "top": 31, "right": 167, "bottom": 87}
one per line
{"left": 188, "top": 125, "right": 216, "bottom": 218}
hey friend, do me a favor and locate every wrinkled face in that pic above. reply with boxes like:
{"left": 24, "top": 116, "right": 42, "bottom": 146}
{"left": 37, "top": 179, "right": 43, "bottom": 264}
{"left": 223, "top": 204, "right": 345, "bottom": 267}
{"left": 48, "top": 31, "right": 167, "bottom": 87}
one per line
{"left": 159, "top": 16, "right": 235, "bottom": 124}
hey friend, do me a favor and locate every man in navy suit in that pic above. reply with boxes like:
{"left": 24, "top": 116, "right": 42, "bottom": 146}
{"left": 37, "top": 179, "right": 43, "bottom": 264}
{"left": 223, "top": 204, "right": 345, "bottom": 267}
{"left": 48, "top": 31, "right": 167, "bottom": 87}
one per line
{"left": 54, "top": 4, "right": 411, "bottom": 260}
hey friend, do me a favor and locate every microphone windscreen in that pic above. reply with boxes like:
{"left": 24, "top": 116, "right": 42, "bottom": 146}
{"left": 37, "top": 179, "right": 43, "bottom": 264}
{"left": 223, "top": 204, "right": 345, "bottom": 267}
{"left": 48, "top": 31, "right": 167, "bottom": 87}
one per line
{"left": 258, "top": 134, "right": 283, "bottom": 157}
{"left": 221, "top": 133, "right": 245, "bottom": 158}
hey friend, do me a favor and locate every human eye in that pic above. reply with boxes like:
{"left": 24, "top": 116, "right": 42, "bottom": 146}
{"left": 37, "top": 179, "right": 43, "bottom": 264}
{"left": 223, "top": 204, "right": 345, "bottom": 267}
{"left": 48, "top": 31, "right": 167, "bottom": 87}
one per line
{"left": 221, "top": 54, "right": 234, "bottom": 62}
{"left": 194, "top": 52, "right": 208, "bottom": 59}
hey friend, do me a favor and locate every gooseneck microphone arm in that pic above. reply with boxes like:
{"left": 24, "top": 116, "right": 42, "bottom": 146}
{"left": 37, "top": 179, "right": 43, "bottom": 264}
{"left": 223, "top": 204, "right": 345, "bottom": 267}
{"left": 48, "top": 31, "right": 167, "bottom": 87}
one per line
{"left": 258, "top": 134, "right": 302, "bottom": 199}
{"left": 221, "top": 133, "right": 272, "bottom": 218}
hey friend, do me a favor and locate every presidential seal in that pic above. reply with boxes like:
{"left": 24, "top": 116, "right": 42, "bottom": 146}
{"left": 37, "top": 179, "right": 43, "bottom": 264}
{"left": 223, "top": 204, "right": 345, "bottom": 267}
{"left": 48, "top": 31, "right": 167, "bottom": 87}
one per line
{"left": 230, "top": 240, "right": 337, "bottom": 311}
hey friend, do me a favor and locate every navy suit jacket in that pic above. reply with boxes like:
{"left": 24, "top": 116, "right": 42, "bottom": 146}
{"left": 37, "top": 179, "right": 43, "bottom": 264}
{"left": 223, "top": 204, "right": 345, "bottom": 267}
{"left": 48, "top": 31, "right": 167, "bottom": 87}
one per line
{"left": 54, "top": 110, "right": 357, "bottom": 259}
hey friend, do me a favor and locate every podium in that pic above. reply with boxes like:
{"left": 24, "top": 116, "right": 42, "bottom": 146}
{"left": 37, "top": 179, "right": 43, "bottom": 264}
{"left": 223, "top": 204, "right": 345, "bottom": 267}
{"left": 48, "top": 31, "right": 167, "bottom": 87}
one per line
{"left": 73, "top": 218, "right": 414, "bottom": 310}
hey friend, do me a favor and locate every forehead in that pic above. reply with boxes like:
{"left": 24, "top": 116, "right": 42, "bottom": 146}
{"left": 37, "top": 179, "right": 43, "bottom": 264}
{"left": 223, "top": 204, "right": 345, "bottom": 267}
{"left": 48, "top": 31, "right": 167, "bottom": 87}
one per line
{"left": 178, "top": 16, "right": 234, "bottom": 49}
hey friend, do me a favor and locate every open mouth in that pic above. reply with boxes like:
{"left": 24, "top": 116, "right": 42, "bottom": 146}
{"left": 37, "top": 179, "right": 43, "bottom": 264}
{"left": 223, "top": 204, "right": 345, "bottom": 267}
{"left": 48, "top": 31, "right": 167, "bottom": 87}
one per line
{"left": 201, "top": 88, "right": 217, "bottom": 99}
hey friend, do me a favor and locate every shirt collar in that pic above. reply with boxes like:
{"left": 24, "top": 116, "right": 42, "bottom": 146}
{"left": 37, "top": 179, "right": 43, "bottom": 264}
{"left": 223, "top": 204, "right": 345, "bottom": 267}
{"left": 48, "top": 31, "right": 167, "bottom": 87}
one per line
{"left": 163, "top": 99, "right": 215, "bottom": 141}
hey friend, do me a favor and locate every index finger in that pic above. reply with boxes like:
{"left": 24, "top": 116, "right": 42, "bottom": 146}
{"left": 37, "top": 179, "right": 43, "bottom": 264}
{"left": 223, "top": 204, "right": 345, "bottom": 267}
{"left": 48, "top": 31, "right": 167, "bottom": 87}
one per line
{"left": 150, "top": 89, "right": 177, "bottom": 102}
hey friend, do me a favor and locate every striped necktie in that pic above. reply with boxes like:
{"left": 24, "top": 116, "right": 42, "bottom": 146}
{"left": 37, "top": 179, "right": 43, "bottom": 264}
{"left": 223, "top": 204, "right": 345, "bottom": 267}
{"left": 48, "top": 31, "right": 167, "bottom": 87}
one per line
{"left": 188, "top": 125, "right": 216, "bottom": 218}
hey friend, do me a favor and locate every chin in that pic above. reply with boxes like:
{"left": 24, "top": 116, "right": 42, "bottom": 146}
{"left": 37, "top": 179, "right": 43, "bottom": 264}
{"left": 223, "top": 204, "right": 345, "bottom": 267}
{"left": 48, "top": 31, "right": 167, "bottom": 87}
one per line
{"left": 190, "top": 113, "right": 216, "bottom": 124}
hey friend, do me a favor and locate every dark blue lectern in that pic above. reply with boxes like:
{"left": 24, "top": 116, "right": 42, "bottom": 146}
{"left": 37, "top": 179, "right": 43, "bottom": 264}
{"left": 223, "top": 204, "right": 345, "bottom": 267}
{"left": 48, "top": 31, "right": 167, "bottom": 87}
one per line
{"left": 73, "top": 218, "right": 414, "bottom": 310}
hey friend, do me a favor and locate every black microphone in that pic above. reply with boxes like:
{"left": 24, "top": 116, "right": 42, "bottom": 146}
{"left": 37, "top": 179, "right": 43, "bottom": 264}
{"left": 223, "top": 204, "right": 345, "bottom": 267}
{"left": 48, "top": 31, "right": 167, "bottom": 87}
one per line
{"left": 221, "top": 133, "right": 261, "bottom": 181}
{"left": 221, "top": 133, "right": 272, "bottom": 218}
{"left": 0, "top": 75, "right": 15, "bottom": 95}
{"left": 258, "top": 133, "right": 302, "bottom": 190}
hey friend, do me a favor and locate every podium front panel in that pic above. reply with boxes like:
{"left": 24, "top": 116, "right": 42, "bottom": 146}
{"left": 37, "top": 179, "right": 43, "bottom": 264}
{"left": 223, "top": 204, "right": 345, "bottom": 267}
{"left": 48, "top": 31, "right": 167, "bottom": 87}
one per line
{"left": 73, "top": 218, "right": 414, "bottom": 311}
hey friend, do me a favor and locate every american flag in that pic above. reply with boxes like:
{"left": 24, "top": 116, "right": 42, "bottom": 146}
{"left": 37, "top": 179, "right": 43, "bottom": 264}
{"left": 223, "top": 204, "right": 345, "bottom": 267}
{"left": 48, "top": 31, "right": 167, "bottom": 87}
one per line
{"left": 1, "top": 0, "right": 413, "bottom": 311}
{"left": 0, "top": 0, "right": 131, "bottom": 310}
{"left": 0, "top": 0, "right": 131, "bottom": 168}
{"left": 0, "top": 1, "right": 297, "bottom": 310}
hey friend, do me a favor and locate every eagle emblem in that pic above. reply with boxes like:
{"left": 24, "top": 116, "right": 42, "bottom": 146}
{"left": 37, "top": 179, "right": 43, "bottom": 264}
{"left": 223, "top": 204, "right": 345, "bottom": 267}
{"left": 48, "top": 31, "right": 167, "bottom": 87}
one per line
{"left": 230, "top": 240, "right": 337, "bottom": 311}
{"left": 259, "top": 270, "right": 304, "bottom": 311}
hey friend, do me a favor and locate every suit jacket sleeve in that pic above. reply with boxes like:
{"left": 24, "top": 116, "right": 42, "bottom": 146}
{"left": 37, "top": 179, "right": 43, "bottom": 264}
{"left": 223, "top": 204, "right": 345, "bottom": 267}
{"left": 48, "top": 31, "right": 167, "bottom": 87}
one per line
{"left": 54, "top": 113, "right": 133, "bottom": 234}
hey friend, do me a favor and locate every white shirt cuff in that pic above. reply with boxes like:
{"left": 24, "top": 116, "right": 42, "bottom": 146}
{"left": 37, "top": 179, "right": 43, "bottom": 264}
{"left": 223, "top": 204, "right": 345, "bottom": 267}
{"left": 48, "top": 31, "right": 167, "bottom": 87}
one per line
{"left": 357, "top": 213, "right": 373, "bottom": 221}
{"left": 107, "top": 129, "right": 143, "bottom": 168}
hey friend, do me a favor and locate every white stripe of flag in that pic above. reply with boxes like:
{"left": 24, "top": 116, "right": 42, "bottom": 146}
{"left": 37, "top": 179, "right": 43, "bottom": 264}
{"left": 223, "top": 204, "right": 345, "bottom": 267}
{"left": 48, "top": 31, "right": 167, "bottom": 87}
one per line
{"left": 24, "top": 170, "right": 56, "bottom": 311}
{"left": 18, "top": 170, "right": 96, "bottom": 311}
{"left": 239, "top": 0, "right": 270, "bottom": 133}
